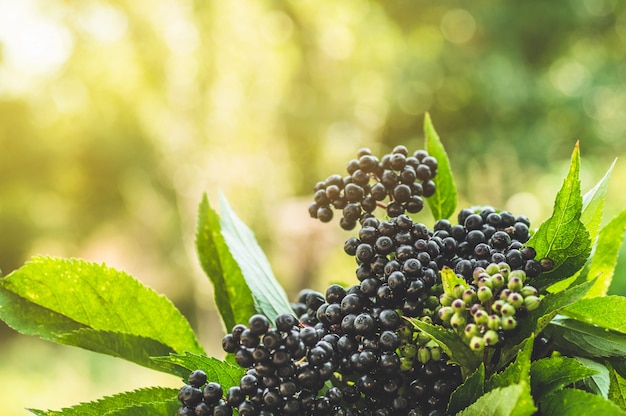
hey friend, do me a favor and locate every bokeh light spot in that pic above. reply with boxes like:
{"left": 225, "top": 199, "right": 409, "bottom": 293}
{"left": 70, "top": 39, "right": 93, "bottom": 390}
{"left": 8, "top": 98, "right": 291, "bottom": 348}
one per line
{"left": 440, "top": 9, "right": 476, "bottom": 44}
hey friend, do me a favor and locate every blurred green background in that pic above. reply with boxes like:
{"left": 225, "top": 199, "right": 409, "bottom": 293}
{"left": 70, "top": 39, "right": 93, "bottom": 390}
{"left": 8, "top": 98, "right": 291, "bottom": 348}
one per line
{"left": 1, "top": 0, "right": 626, "bottom": 413}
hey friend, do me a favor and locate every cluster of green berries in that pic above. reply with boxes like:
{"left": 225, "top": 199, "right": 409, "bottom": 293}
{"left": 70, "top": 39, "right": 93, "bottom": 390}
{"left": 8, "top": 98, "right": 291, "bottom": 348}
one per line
{"left": 438, "top": 262, "right": 541, "bottom": 352}
{"left": 308, "top": 146, "right": 438, "bottom": 230}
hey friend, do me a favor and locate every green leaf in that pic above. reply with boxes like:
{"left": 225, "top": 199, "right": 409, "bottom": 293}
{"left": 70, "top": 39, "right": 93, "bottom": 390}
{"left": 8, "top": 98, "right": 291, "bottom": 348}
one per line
{"left": 581, "top": 159, "right": 616, "bottom": 243}
{"left": 424, "top": 113, "right": 457, "bottom": 220}
{"left": 196, "top": 194, "right": 256, "bottom": 331}
{"left": 580, "top": 210, "right": 626, "bottom": 298}
{"left": 151, "top": 352, "right": 245, "bottom": 388}
{"left": 607, "top": 361, "right": 626, "bottom": 410}
{"left": 530, "top": 357, "right": 599, "bottom": 399}
{"left": 540, "top": 388, "right": 626, "bottom": 416}
{"left": 0, "top": 257, "right": 204, "bottom": 367}
{"left": 486, "top": 336, "right": 533, "bottom": 391}
{"left": 574, "top": 357, "right": 610, "bottom": 398}
{"left": 56, "top": 329, "right": 175, "bottom": 372}
{"left": 407, "top": 318, "right": 482, "bottom": 375}
{"left": 218, "top": 194, "right": 293, "bottom": 324}
{"left": 497, "top": 279, "right": 594, "bottom": 369}
{"left": 458, "top": 382, "right": 536, "bottom": 416}
{"left": 526, "top": 142, "right": 591, "bottom": 290}
{"left": 545, "top": 315, "right": 626, "bottom": 359}
{"left": 28, "top": 387, "right": 180, "bottom": 416}
{"left": 441, "top": 266, "right": 467, "bottom": 296}
{"left": 561, "top": 296, "right": 626, "bottom": 334}
{"left": 0, "top": 285, "right": 87, "bottom": 340}
{"left": 448, "top": 363, "right": 485, "bottom": 415}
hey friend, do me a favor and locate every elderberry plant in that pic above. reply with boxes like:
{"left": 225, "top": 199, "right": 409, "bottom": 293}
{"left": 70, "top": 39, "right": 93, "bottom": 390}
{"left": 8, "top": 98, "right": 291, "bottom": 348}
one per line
{"left": 1, "top": 114, "right": 626, "bottom": 415}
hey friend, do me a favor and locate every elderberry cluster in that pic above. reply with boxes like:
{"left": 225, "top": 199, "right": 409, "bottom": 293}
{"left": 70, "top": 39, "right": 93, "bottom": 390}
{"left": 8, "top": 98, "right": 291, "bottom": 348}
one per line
{"left": 178, "top": 313, "right": 346, "bottom": 415}
{"left": 438, "top": 262, "right": 541, "bottom": 351}
{"left": 308, "top": 146, "right": 438, "bottom": 230}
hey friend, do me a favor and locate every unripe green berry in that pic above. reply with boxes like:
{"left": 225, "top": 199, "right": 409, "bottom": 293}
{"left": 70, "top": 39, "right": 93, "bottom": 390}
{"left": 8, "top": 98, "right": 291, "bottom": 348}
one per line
{"left": 477, "top": 286, "right": 493, "bottom": 303}
{"left": 417, "top": 347, "right": 431, "bottom": 364}
{"left": 498, "top": 262, "right": 511, "bottom": 274}
{"left": 417, "top": 331, "right": 432, "bottom": 344}
{"left": 491, "top": 273, "right": 505, "bottom": 290}
{"left": 426, "top": 295, "right": 440, "bottom": 309}
{"left": 463, "top": 289, "right": 478, "bottom": 304}
{"left": 451, "top": 299, "right": 466, "bottom": 313}
{"left": 476, "top": 276, "right": 493, "bottom": 289}
{"left": 453, "top": 284, "right": 467, "bottom": 299}
{"left": 500, "top": 303, "right": 517, "bottom": 317}
{"left": 430, "top": 346, "right": 442, "bottom": 361}
{"left": 464, "top": 323, "right": 479, "bottom": 339}
{"left": 450, "top": 312, "right": 467, "bottom": 329}
{"left": 473, "top": 309, "right": 489, "bottom": 326}
{"left": 438, "top": 306, "right": 454, "bottom": 322}
{"left": 473, "top": 267, "right": 486, "bottom": 281}
{"left": 521, "top": 285, "right": 539, "bottom": 297}
{"left": 524, "top": 295, "right": 541, "bottom": 311}
{"left": 485, "top": 263, "right": 500, "bottom": 276}
{"left": 492, "top": 300, "right": 505, "bottom": 313}
{"left": 401, "top": 343, "right": 417, "bottom": 359}
{"left": 488, "top": 314, "right": 501, "bottom": 331}
{"left": 470, "top": 336, "right": 486, "bottom": 351}
{"left": 507, "top": 292, "right": 524, "bottom": 309}
{"left": 483, "top": 330, "right": 500, "bottom": 346}
{"left": 508, "top": 276, "right": 524, "bottom": 292}
{"left": 439, "top": 293, "right": 455, "bottom": 307}
{"left": 501, "top": 316, "right": 517, "bottom": 330}
{"left": 421, "top": 314, "right": 433, "bottom": 324}
{"left": 509, "top": 270, "right": 526, "bottom": 284}
{"left": 499, "top": 288, "right": 512, "bottom": 300}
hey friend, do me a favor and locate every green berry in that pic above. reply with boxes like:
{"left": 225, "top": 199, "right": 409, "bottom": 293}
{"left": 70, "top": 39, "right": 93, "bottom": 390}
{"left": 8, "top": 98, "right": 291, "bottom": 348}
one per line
{"left": 477, "top": 286, "right": 493, "bottom": 303}
{"left": 492, "top": 300, "right": 505, "bottom": 313}
{"left": 462, "top": 289, "right": 478, "bottom": 304}
{"left": 501, "top": 316, "right": 517, "bottom": 330}
{"left": 473, "top": 267, "right": 486, "bottom": 281}
{"left": 483, "top": 330, "right": 500, "bottom": 346}
{"left": 508, "top": 276, "right": 524, "bottom": 292}
{"left": 438, "top": 306, "right": 454, "bottom": 322}
{"left": 491, "top": 273, "right": 505, "bottom": 290}
{"left": 470, "top": 336, "right": 486, "bottom": 351}
{"left": 485, "top": 263, "right": 500, "bottom": 276}
{"left": 524, "top": 295, "right": 541, "bottom": 311}
{"left": 430, "top": 346, "right": 442, "bottom": 361}
{"left": 473, "top": 309, "right": 489, "bottom": 326}
{"left": 418, "top": 347, "right": 431, "bottom": 363}
{"left": 464, "top": 323, "right": 479, "bottom": 339}
{"left": 487, "top": 314, "right": 501, "bottom": 331}
{"left": 451, "top": 299, "right": 466, "bottom": 313}
{"left": 439, "top": 293, "right": 455, "bottom": 307}
{"left": 500, "top": 303, "right": 517, "bottom": 317}
{"left": 450, "top": 312, "right": 467, "bottom": 329}
{"left": 476, "top": 276, "right": 493, "bottom": 289}
{"left": 521, "top": 285, "right": 539, "bottom": 297}
{"left": 507, "top": 292, "right": 524, "bottom": 309}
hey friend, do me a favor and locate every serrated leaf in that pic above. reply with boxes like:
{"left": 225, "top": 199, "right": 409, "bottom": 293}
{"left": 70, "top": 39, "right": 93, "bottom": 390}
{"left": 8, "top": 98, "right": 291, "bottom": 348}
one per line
{"left": 530, "top": 356, "right": 599, "bottom": 399}
{"left": 56, "top": 329, "right": 175, "bottom": 372}
{"left": 448, "top": 363, "right": 485, "bottom": 415}
{"left": 487, "top": 336, "right": 533, "bottom": 391}
{"left": 608, "top": 361, "right": 626, "bottom": 410}
{"left": 539, "top": 388, "right": 626, "bottom": 416}
{"left": 196, "top": 194, "right": 256, "bottom": 331}
{"left": 497, "top": 279, "right": 594, "bottom": 369}
{"left": 441, "top": 266, "right": 467, "bottom": 296}
{"left": 458, "top": 382, "right": 536, "bottom": 416}
{"left": 581, "top": 159, "right": 616, "bottom": 243}
{"left": 526, "top": 142, "right": 591, "bottom": 290}
{"left": 151, "top": 352, "right": 245, "bottom": 388}
{"left": 580, "top": 210, "right": 626, "bottom": 297}
{"left": 218, "top": 194, "right": 293, "bottom": 324}
{"left": 28, "top": 387, "right": 179, "bottom": 416}
{"left": 0, "top": 257, "right": 204, "bottom": 367}
{"left": 545, "top": 315, "right": 626, "bottom": 359}
{"left": 424, "top": 113, "right": 457, "bottom": 220}
{"left": 561, "top": 296, "right": 626, "bottom": 334}
{"left": 574, "top": 357, "right": 610, "bottom": 398}
{"left": 0, "top": 285, "right": 87, "bottom": 339}
{"left": 407, "top": 318, "right": 482, "bottom": 375}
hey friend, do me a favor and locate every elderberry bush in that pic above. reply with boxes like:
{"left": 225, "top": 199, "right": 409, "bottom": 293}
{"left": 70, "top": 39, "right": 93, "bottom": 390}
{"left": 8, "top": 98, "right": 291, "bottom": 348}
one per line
{"left": 177, "top": 147, "right": 554, "bottom": 416}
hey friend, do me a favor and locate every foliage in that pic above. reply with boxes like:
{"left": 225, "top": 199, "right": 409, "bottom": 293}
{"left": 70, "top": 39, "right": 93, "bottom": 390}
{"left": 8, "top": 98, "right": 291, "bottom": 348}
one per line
{"left": 1, "top": 116, "right": 626, "bottom": 414}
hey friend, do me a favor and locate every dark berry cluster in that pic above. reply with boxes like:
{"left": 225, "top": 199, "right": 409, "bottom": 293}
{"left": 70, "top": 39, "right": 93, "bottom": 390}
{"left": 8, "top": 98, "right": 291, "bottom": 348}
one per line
{"left": 178, "top": 313, "right": 346, "bottom": 416}
{"left": 308, "top": 146, "right": 438, "bottom": 230}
